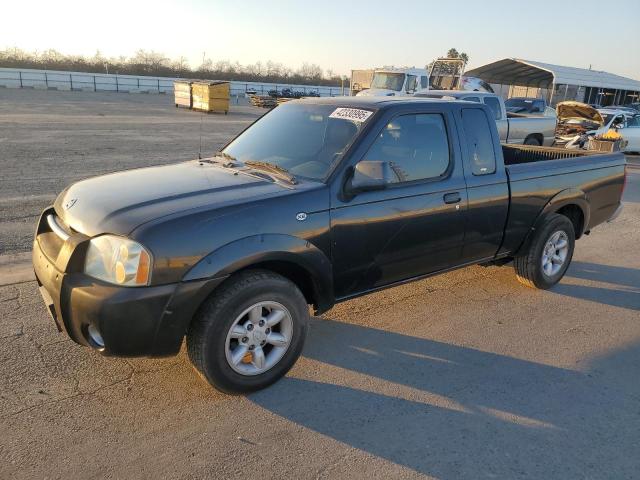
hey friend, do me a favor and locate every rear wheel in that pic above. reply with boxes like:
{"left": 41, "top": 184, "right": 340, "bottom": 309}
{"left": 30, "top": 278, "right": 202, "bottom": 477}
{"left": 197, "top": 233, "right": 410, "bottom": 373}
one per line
{"left": 524, "top": 136, "right": 542, "bottom": 146}
{"left": 514, "top": 214, "right": 575, "bottom": 289}
{"left": 187, "top": 270, "right": 309, "bottom": 393}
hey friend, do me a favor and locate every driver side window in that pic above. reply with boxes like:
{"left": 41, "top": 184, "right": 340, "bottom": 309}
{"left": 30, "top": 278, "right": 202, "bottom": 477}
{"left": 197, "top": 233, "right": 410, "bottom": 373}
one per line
{"left": 363, "top": 114, "right": 450, "bottom": 184}
{"left": 627, "top": 116, "right": 640, "bottom": 127}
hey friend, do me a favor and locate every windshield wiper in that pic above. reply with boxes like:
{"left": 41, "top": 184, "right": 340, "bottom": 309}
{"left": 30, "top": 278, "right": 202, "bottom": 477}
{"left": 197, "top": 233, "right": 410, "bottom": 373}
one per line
{"left": 244, "top": 161, "right": 297, "bottom": 184}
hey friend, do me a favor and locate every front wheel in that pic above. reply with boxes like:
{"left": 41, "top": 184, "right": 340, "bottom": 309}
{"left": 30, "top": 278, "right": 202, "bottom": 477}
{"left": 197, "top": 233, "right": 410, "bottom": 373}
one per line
{"left": 187, "top": 270, "right": 309, "bottom": 393}
{"left": 514, "top": 213, "right": 575, "bottom": 289}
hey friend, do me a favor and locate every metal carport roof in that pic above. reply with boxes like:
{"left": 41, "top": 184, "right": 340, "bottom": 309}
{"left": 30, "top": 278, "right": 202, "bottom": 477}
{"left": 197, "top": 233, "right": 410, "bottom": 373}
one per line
{"left": 465, "top": 58, "right": 640, "bottom": 91}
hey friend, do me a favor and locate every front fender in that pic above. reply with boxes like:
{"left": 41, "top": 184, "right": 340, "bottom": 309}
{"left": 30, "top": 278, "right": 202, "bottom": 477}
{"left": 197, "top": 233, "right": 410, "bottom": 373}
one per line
{"left": 183, "top": 234, "right": 334, "bottom": 310}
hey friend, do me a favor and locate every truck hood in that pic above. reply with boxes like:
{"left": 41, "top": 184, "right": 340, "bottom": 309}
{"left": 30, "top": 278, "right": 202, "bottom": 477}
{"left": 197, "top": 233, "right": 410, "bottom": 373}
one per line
{"left": 556, "top": 101, "right": 604, "bottom": 125}
{"left": 54, "top": 160, "right": 293, "bottom": 237}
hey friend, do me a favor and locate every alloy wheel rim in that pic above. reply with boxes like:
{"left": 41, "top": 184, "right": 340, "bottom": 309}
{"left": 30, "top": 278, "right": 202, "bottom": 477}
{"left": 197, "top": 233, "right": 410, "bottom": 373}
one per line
{"left": 224, "top": 301, "right": 293, "bottom": 376}
{"left": 541, "top": 230, "right": 569, "bottom": 277}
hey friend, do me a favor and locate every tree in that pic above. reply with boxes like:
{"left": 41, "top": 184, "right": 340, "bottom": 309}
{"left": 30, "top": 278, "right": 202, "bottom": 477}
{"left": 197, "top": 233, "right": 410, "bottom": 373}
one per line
{"left": 172, "top": 56, "right": 190, "bottom": 74}
{"left": 446, "top": 48, "right": 469, "bottom": 65}
{"left": 297, "top": 62, "right": 323, "bottom": 81}
{"left": 0, "top": 47, "right": 343, "bottom": 86}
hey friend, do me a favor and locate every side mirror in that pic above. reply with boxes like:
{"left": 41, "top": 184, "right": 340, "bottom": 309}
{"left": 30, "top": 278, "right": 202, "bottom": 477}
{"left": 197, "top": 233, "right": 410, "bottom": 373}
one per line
{"left": 348, "top": 160, "right": 393, "bottom": 192}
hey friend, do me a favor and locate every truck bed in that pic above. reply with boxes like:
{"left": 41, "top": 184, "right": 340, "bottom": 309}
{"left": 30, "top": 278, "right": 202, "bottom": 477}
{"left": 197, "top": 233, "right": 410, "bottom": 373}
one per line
{"left": 499, "top": 144, "right": 626, "bottom": 256}
{"left": 502, "top": 144, "right": 604, "bottom": 165}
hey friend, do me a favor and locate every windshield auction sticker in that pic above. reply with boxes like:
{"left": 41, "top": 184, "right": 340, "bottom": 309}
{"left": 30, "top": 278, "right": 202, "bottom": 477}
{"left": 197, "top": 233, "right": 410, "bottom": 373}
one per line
{"left": 329, "top": 108, "right": 373, "bottom": 123}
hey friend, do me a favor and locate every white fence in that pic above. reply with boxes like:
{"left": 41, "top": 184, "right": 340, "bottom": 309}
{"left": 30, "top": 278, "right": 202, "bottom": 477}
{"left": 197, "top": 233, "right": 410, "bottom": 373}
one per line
{"left": 0, "top": 67, "right": 347, "bottom": 97}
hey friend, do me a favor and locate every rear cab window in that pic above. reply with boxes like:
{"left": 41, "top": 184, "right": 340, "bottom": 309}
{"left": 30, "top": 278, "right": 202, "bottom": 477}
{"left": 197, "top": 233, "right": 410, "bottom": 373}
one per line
{"left": 460, "top": 108, "right": 496, "bottom": 176}
{"left": 483, "top": 97, "right": 502, "bottom": 120}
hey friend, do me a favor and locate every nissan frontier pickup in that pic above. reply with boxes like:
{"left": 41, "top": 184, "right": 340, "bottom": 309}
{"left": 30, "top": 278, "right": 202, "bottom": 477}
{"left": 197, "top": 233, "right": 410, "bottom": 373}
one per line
{"left": 33, "top": 97, "right": 626, "bottom": 393}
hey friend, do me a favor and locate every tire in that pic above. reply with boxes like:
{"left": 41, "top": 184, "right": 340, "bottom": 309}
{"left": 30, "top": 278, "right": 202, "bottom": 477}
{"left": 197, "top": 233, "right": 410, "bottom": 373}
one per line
{"left": 524, "top": 136, "right": 542, "bottom": 146}
{"left": 187, "top": 270, "right": 309, "bottom": 394}
{"left": 514, "top": 213, "right": 575, "bottom": 289}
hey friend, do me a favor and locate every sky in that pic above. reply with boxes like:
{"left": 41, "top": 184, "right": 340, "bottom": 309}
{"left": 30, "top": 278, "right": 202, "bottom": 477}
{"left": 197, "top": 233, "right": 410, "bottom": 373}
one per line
{"left": 3, "top": 0, "right": 640, "bottom": 79}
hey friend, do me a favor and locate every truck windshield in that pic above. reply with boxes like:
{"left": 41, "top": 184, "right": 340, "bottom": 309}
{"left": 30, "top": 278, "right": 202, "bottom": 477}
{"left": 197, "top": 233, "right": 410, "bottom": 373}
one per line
{"left": 370, "top": 72, "right": 405, "bottom": 91}
{"left": 223, "top": 103, "right": 373, "bottom": 181}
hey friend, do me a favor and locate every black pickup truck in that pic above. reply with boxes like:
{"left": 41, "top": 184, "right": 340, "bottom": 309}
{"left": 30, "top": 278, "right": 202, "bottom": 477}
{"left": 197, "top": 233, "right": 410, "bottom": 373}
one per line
{"left": 33, "top": 97, "right": 626, "bottom": 393}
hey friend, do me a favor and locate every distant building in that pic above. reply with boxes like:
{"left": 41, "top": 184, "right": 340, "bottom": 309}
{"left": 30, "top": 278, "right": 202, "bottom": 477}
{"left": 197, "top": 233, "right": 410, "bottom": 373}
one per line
{"left": 465, "top": 58, "right": 640, "bottom": 106}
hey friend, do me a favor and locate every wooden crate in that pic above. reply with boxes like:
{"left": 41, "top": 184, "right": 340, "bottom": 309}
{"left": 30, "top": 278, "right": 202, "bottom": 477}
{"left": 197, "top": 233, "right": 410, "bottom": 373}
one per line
{"left": 588, "top": 138, "right": 623, "bottom": 152}
{"left": 173, "top": 81, "right": 192, "bottom": 108}
{"left": 192, "top": 81, "right": 230, "bottom": 113}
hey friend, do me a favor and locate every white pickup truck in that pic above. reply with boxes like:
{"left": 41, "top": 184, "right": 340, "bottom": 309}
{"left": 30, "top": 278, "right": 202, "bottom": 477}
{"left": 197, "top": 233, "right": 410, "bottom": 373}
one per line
{"left": 356, "top": 68, "right": 430, "bottom": 97}
{"left": 416, "top": 90, "right": 557, "bottom": 146}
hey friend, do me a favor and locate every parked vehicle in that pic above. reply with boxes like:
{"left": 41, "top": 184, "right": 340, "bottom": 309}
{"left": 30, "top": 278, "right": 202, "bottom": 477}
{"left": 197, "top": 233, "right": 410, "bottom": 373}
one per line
{"left": 460, "top": 76, "right": 494, "bottom": 93}
{"left": 415, "top": 90, "right": 556, "bottom": 145}
{"left": 618, "top": 114, "right": 640, "bottom": 153}
{"left": 33, "top": 97, "right": 626, "bottom": 393}
{"left": 603, "top": 105, "right": 639, "bottom": 116}
{"left": 505, "top": 97, "right": 547, "bottom": 114}
{"left": 556, "top": 102, "right": 632, "bottom": 149}
{"left": 356, "top": 68, "right": 429, "bottom": 97}
{"left": 598, "top": 107, "right": 637, "bottom": 123}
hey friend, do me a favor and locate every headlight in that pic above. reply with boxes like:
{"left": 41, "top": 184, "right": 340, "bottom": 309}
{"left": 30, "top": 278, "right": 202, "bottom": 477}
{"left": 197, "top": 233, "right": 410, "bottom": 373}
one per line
{"left": 84, "top": 235, "right": 151, "bottom": 286}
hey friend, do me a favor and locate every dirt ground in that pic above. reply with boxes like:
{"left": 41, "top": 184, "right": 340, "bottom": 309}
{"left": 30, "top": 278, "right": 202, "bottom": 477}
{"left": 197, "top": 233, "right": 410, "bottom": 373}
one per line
{"left": 1, "top": 89, "right": 639, "bottom": 479}
{"left": 0, "top": 88, "right": 262, "bottom": 255}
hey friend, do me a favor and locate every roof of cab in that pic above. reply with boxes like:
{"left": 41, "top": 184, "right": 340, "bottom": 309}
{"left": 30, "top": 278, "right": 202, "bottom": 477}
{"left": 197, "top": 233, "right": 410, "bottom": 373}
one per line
{"left": 415, "top": 90, "right": 497, "bottom": 98}
{"left": 293, "top": 95, "right": 457, "bottom": 109}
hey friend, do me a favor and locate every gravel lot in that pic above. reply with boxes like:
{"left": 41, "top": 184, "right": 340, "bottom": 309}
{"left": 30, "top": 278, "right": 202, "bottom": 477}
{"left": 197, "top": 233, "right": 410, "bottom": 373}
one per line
{"left": 1, "top": 89, "right": 639, "bottom": 479}
{"left": 0, "top": 88, "right": 262, "bottom": 255}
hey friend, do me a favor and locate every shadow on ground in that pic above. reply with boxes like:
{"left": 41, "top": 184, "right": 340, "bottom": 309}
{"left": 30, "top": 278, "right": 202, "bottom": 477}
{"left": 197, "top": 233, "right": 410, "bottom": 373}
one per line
{"left": 551, "top": 261, "right": 640, "bottom": 310}
{"left": 249, "top": 263, "right": 640, "bottom": 478}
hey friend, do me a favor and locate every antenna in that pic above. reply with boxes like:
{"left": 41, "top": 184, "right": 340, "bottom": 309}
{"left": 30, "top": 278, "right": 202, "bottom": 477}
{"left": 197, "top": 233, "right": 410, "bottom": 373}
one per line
{"left": 198, "top": 110, "right": 204, "bottom": 160}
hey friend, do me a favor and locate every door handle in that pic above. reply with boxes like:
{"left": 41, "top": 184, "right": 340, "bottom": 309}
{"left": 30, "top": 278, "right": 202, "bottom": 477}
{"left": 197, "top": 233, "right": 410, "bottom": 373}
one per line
{"left": 443, "top": 192, "right": 461, "bottom": 204}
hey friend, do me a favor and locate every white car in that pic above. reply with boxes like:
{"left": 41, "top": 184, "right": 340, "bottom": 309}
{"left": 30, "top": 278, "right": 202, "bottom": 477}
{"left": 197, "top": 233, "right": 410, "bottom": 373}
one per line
{"left": 618, "top": 115, "right": 640, "bottom": 153}
{"left": 459, "top": 76, "right": 494, "bottom": 93}
{"left": 598, "top": 109, "right": 640, "bottom": 153}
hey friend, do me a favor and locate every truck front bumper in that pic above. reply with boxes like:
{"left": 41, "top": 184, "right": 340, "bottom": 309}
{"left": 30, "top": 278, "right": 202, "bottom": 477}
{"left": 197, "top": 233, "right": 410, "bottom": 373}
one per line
{"left": 32, "top": 211, "right": 225, "bottom": 357}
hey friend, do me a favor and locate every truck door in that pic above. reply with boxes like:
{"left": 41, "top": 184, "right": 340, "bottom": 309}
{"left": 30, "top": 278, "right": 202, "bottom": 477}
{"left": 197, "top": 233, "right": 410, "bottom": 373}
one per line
{"left": 457, "top": 107, "right": 509, "bottom": 261}
{"left": 330, "top": 109, "right": 467, "bottom": 298}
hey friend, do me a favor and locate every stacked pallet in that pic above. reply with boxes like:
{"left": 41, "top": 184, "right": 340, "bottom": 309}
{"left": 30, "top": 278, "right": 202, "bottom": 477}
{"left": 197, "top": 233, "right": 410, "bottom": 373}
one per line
{"left": 249, "top": 95, "right": 278, "bottom": 108}
{"left": 249, "top": 95, "right": 308, "bottom": 108}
